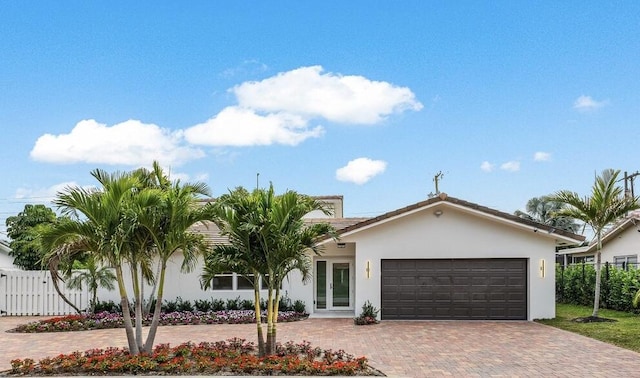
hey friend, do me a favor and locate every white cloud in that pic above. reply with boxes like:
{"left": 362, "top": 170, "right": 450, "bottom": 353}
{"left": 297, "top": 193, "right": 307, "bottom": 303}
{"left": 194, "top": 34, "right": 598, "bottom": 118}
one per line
{"left": 30, "top": 119, "right": 204, "bottom": 166}
{"left": 232, "top": 65, "right": 423, "bottom": 124}
{"left": 533, "top": 152, "right": 551, "bottom": 162}
{"left": 480, "top": 161, "right": 494, "bottom": 172}
{"left": 500, "top": 161, "right": 521, "bottom": 172}
{"left": 184, "top": 106, "right": 324, "bottom": 146}
{"left": 220, "top": 59, "right": 268, "bottom": 78}
{"left": 15, "top": 181, "right": 95, "bottom": 204}
{"left": 336, "top": 157, "right": 387, "bottom": 185}
{"left": 573, "top": 95, "right": 608, "bottom": 112}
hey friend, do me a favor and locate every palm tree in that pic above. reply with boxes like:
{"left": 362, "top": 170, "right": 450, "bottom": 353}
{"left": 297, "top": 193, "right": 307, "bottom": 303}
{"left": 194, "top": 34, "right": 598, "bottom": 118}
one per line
{"left": 41, "top": 168, "right": 151, "bottom": 354}
{"left": 514, "top": 195, "right": 580, "bottom": 233}
{"left": 202, "top": 185, "right": 335, "bottom": 356}
{"left": 135, "top": 162, "right": 212, "bottom": 353}
{"left": 201, "top": 187, "right": 269, "bottom": 356}
{"left": 257, "top": 187, "right": 335, "bottom": 354}
{"left": 66, "top": 254, "right": 116, "bottom": 313}
{"left": 553, "top": 169, "right": 639, "bottom": 318}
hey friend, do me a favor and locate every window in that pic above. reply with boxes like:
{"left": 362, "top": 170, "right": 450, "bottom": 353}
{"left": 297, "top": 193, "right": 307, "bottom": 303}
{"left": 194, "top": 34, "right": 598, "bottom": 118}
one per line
{"left": 210, "top": 272, "right": 255, "bottom": 291}
{"left": 210, "top": 272, "right": 233, "bottom": 290}
{"left": 571, "top": 255, "right": 594, "bottom": 264}
{"left": 613, "top": 255, "right": 637, "bottom": 270}
{"left": 237, "top": 274, "right": 256, "bottom": 290}
{"left": 209, "top": 272, "right": 281, "bottom": 291}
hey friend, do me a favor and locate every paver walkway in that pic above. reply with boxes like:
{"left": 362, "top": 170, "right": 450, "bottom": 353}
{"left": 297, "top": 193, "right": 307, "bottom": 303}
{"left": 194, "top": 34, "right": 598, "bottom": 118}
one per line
{"left": 1, "top": 316, "right": 639, "bottom": 377}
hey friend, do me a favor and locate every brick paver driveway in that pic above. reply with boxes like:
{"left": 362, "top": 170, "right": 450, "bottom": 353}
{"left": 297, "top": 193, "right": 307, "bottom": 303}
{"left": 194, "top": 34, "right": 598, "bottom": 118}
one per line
{"left": 1, "top": 317, "right": 639, "bottom": 377}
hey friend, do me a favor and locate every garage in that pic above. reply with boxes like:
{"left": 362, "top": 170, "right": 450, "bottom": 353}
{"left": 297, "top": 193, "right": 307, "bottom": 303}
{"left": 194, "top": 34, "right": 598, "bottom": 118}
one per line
{"left": 381, "top": 258, "right": 527, "bottom": 320}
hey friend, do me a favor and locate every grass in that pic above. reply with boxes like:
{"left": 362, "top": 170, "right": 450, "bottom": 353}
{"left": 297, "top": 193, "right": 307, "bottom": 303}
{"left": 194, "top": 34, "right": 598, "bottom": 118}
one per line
{"left": 536, "top": 303, "right": 640, "bottom": 353}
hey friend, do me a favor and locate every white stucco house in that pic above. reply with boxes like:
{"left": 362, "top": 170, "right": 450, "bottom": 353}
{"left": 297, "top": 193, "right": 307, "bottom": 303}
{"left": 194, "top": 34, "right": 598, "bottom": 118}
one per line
{"left": 0, "top": 240, "right": 17, "bottom": 269}
{"left": 557, "top": 211, "right": 640, "bottom": 269}
{"left": 96, "top": 193, "right": 584, "bottom": 321}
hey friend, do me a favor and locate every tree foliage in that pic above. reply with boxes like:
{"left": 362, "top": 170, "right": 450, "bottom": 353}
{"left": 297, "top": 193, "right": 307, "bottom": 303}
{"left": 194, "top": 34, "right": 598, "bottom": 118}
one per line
{"left": 514, "top": 195, "right": 580, "bottom": 233}
{"left": 553, "top": 169, "right": 640, "bottom": 317}
{"left": 5, "top": 204, "right": 58, "bottom": 270}
{"left": 202, "top": 184, "right": 335, "bottom": 356}
{"left": 40, "top": 161, "right": 211, "bottom": 355}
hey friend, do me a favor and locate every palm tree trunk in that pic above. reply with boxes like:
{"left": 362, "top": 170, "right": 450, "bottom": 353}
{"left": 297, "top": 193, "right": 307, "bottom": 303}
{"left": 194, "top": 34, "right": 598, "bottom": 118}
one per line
{"left": 143, "top": 262, "right": 166, "bottom": 353}
{"left": 116, "top": 265, "right": 139, "bottom": 354}
{"left": 47, "top": 263, "right": 83, "bottom": 314}
{"left": 592, "top": 233, "right": 603, "bottom": 318}
{"left": 269, "top": 287, "right": 281, "bottom": 354}
{"left": 265, "top": 287, "right": 275, "bottom": 355}
{"left": 131, "top": 264, "right": 144, "bottom": 352}
{"left": 253, "top": 282, "right": 265, "bottom": 357}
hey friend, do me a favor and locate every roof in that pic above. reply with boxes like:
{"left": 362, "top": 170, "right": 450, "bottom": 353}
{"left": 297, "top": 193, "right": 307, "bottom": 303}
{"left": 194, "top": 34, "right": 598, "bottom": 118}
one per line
{"left": 558, "top": 210, "right": 640, "bottom": 255}
{"left": 191, "top": 193, "right": 586, "bottom": 247}
{"left": 329, "top": 193, "right": 585, "bottom": 246}
{"left": 190, "top": 217, "right": 368, "bottom": 246}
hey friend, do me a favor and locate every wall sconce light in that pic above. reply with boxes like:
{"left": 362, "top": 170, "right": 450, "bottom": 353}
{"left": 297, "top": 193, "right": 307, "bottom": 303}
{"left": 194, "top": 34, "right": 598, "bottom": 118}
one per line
{"left": 433, "top": 210, "right": 443, "bottom": 217}
{"left": 539, "top": 259, "right": 545, "bottom": 278}
{"left": 337, "top": 242, "right": 346, "bottom": 249}
{"left": 365, "top": 260, "right": 371, "bottom": 279}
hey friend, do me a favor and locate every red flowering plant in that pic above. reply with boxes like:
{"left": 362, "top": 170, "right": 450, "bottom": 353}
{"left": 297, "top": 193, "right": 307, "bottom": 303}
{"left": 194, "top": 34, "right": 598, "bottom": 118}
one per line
{"left": 8, "top": 338, "right": 380, "bottom": 376}
{"left": 353, "top": 301, "right": 380, "bottom": 325}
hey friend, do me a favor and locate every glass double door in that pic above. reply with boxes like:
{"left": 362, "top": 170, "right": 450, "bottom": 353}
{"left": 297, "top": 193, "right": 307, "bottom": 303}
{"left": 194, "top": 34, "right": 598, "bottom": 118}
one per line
{"left": 315, "top": 259, "right": 353, "bottom": 310}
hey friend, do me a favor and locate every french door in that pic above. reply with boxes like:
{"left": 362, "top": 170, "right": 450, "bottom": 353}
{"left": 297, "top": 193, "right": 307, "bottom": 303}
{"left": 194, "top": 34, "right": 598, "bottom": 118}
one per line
{"left": 315, "top": 259, "right": 353, "bottom": 310}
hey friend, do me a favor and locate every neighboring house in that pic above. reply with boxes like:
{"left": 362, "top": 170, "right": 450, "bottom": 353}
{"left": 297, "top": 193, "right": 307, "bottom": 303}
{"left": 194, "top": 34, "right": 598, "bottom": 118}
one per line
{"left": 97, "top": 193, "right": 584, "bottom": 321}
{"left": 0, "top": 240, "right": 17, "bottom": 269}
{"left": 557, "top": 211, "right": 640, "bottom": 269}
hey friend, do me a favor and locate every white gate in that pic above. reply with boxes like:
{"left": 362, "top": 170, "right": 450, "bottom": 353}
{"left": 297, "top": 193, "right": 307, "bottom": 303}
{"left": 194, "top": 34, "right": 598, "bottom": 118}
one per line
{"left": 0, "top": 269, "right": 89, "bottom": 316}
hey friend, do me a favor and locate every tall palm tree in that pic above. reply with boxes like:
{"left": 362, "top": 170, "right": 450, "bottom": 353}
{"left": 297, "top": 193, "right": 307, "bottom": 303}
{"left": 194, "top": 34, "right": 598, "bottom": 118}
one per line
{"left": 254, "top": 185, "right": 335, "bottom": 355}
{"left": 41, "top": 168, "right": 153, "bottom": 354}
{"left": 514, "top": 195, "right": 580, "bottom": 233}
{"left": 553, "top": 169, "right": 639, "bottom": 318}
{"left": 201, "top": 187, "right": 269, "bottom": 356}
{"left": 136, "top": 162, "right": 212, "bottom": 353}
{"left": 203, "top": 185, "right": 335, "bottom": 356}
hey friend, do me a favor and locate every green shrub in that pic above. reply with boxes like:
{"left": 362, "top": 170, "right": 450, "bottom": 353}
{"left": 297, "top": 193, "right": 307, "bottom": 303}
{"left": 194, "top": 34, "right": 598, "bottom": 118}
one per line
{"left": 162, "top": 299, "right": 178, "bottom": 313}
{"left": 225, "top": 296, "right": 240, "bottom": 310}
{"left": 211, "top": 298, "right": 226, "bottom": 311}
{"left": 354, "top": 300, "right": 379, "bottom": 325}
{"left": 279, "top": 295, "right": 292, "bottom": 311}
{"left": 176, "top": 297, "right": 194, "bottom": 312}
{"left": 293, "top": 299, "right": 306, "bottom": 313}
{"left": 92, "top": 300, "right": 120, "bottom": 313}
{"left": 556, "top": 263, "right": 640, "bottom": 313}
{"left": 240, "top": 299, "right": 254, "bottom": 310}
{"left": 194, "top": 299, "right": 211, "bottom": 312}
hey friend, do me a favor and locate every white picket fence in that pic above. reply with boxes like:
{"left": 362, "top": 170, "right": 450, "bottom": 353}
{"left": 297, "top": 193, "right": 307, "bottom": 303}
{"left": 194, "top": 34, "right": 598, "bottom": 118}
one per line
{"left": 0, "top": 269, "right": 89, "bottom": 316}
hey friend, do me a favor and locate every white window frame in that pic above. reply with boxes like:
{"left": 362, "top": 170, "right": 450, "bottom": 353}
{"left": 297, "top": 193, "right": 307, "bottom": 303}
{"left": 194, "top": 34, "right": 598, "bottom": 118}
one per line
{"left": 210, "top": 272, "right": 257, "bottom": 291}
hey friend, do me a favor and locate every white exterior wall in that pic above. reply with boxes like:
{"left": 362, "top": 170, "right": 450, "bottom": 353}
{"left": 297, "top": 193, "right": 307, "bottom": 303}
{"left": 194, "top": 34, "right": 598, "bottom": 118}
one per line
{"left": 0, "top": 242, "right": 16, "bottom": 269}
{"left": 563, "top": 226, "right": 640, "bottom": 264}
{"left": 598, "top": 228, "right": 640, "bottom": 262}
{"left": 0, "top": 252, "right": 15, "bottom": 269}
{"left": 97, "top": 256, "right": 261, "bottom": 305}
{"left": 339, "top": 206, "right": 558, "bottom": 320}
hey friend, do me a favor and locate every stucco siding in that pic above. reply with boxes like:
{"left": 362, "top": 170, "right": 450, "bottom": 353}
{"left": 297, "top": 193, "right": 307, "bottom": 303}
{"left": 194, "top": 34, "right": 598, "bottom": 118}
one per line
{"left": 599, "top": 229, "right": 640, "bottom": 262}
{"left": 340, "top": 206, "right": 557, "bottom": 320}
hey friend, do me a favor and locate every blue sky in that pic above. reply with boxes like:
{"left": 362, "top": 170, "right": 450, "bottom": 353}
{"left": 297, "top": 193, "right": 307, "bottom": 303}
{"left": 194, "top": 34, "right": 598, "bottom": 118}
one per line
{"left": 1, "top": 1, "right": 639, "bottom": 239}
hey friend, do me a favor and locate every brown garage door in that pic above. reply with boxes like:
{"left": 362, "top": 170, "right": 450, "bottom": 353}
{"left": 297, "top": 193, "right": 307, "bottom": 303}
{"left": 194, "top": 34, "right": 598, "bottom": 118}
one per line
{"left": 381, "top": 259, "right": 527, "bottom": 320}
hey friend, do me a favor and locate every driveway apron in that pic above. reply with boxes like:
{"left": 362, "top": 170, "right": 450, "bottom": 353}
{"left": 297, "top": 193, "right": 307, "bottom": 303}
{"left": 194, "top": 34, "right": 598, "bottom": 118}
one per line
{"left": 1, "top": 317, "right": 638, "bottom": 377}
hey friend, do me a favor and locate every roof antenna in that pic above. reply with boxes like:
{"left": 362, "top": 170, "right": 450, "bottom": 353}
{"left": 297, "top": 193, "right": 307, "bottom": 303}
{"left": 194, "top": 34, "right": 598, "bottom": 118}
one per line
{"left": 428, "top": 171, "right": 444, "bottom": 198}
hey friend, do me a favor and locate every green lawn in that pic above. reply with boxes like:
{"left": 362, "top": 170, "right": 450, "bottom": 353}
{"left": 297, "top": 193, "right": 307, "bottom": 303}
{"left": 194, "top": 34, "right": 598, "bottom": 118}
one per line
{"left": 536, "top": 303, "right": 640, "bottom": 353}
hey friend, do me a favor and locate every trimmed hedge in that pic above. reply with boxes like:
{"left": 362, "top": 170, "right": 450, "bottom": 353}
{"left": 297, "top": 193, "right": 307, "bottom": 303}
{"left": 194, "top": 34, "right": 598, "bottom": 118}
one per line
{"left": 556, "top": 263, "right": 640, "bottom": 313}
